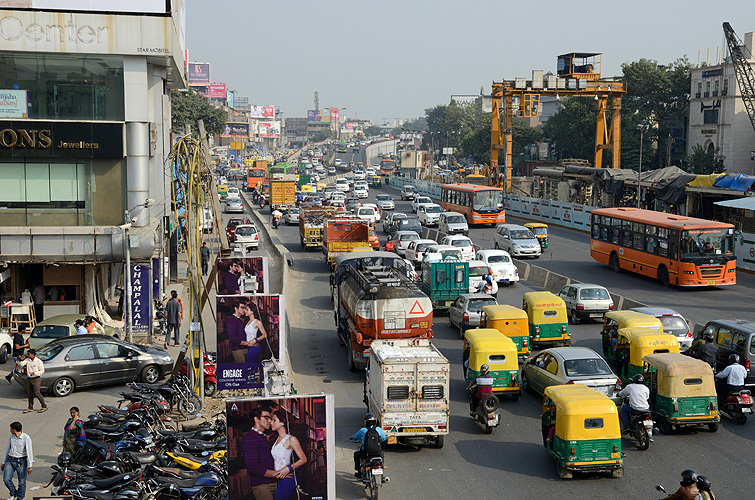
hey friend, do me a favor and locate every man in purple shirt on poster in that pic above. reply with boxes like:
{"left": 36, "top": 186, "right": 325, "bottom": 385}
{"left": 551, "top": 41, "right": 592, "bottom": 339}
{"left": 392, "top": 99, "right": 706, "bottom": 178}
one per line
{"left": 240, "top": 407, "right": 284, "bottom": 500}
{"left": 226, "top": 301, "right": 248, "bottom": 363}
{"left": 222, "top": 261, "right": 242, "bottom": 295}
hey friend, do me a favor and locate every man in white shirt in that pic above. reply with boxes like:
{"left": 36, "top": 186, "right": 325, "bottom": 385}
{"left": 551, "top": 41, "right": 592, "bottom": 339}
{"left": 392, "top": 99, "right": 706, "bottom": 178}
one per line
{"left": 1, "top": 421, "right": 34, "bottom": 500}
{"left": 715, "top": 353, "right": 748, "bottom": 404}
{"left": 18, "top": 350, "right": 46, "bottom": 413}
{"left": 74, "top": 319, "right": 87, "bottom": 335}
{"left": 618, "top": 374, "right": 651, "bottom": 431}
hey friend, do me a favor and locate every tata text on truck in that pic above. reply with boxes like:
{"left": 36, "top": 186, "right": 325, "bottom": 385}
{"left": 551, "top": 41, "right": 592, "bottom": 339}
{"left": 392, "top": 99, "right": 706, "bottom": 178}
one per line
{"left": 365, "top": 339, "right": 450, "bottom": 448}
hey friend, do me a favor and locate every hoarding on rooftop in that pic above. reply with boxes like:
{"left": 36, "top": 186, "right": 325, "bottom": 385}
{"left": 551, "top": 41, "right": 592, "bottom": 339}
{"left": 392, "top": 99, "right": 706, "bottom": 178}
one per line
{"left": 188, "top": 62, "right": 210, "bottom": 84}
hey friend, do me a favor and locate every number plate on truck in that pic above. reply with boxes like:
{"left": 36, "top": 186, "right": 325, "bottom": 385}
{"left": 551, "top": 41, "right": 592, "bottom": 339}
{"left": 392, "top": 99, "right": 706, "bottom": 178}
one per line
{"left": 400, "top": 428, "right": 425, "bottom": 433}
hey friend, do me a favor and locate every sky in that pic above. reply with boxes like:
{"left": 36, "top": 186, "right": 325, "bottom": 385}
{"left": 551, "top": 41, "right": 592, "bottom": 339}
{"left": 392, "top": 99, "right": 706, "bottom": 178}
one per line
{"left": 186, "top": 0, "right": 755, "bottom": 124}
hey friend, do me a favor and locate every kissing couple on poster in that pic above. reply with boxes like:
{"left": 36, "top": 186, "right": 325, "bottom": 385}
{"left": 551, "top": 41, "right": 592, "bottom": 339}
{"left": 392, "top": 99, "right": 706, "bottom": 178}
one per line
{"left": 227, "top": 299, "right": 268, "bottom": 364}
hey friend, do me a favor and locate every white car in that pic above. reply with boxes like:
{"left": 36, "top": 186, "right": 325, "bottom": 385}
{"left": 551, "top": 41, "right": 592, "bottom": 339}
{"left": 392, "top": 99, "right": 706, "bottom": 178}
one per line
{"left": 356, "top": 206, "right": 379, "bottom": 224}
{"left": 475, "top": 249, "right": 519, "bottom": 285}
{"left": 417, "top": 203, "right": 443, "bottom": 226}
{"left": 328, "top": 192, "right": 346, "bottom": 203}
{"left": 355, "top": 180, "right": 370, "bottom": 192}
{"left": 391, "top": 231, "right": 420, "bottom": 256}
{"left": 334, "top": 159, "right": 342, "bottom": 166}
{"left": 362, "top": 203, "right": 381, "bottom": 222}
{"left": 412, "top": 196, "right": 433, "bottom": 213}
{"left": 630, "top": 307, "right": 692, "bottom": 351}
{"left": 400, "top": 185, "right": 417, "bottom": 200}
{"left": 335, "top": 178, "right": 350, "bottom": 192}
{"left": 354, "top": 170, "right": 366, "bottom": 180}
{"left": 405, "top": 239, "right": 438, "bottom": 267}
{"left": 226, "top": 187, "right": 240, "bottom": 198}
{"left": 327, "top": 167, "right": 336, "bottom": 175}
{"left": 422, "top": 244, "right": 463, "bottom": 263}
{"left": 467, "top": 260, "right": 493, "bottom": 293}
{"left": 375, "top": 194, "right": 394, "bottom": 211}
{"left": 440, "top": 235, "right": 475, "bottom": 261}
{"left": 354, "top": 186, "right": 369, "bottom": 198}
{"left": 233, "top": 224, "right": 259, "bottom": 252}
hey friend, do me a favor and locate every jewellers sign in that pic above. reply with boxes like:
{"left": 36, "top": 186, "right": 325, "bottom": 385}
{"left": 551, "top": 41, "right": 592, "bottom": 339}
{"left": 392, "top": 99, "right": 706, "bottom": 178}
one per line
{"left": 0, "top": 120, "right": 124, "bottom": 158}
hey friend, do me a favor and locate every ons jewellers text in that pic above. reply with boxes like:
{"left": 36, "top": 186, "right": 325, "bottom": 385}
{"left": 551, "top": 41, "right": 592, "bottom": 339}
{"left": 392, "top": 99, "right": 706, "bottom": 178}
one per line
{"left": 0, "top": 128, "right": 99, "bottom": 150}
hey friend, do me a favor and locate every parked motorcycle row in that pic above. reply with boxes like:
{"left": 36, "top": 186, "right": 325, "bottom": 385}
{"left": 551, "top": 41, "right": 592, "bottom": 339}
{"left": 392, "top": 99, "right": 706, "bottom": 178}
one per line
{"left": 49, "top": 385, "right": 228, "bottom": 500}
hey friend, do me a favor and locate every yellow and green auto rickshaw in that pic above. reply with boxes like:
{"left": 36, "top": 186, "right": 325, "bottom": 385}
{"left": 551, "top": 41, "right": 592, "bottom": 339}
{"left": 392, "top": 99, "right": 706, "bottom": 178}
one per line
{"left": 542, "top": 384, "right": 623, "bottom": 479}
{"left": 611, "top": 328, "right": 679, "bottom": 383}
{"left": 463, "top": 329, "right": 520, "bottom": 400}
{"left": 643, "top": 353, "right": 720, "bottom": 433}
{"left": 522, "top": 291, "right": 570, "bottom": 348}
{"left": 372, "top": 175, "right": 382, "bottom": 188}
{"left": 217, "top": 184, "right": 229, "bottom": 198}
{"left": 601, "top": 311, "right": 662, "bottom": 358}
{"left": 480, "top": 304, "right": 530, "bottom": 358}
{"left": 524, "top": 222, "right": 549, "bottom": 250}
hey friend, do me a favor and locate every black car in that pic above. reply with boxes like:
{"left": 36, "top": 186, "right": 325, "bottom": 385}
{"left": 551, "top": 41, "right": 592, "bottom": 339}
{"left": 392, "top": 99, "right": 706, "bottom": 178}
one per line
{"left": 346, "top": 198, "right": 361, "bottom": 211}
{"left": 396, "top": 216, "right": 422, "bottom": 235}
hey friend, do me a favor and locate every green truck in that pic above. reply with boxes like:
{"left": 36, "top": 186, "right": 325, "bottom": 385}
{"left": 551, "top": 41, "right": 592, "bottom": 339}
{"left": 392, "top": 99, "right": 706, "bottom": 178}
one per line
{"left": 420, "top": 260, "right": 469, "bottom": 311}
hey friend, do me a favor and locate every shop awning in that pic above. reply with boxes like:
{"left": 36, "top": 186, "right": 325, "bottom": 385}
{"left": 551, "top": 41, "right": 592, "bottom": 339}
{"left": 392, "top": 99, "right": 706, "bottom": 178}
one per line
{"left": 713, "top": 196, "right": 755, "bottom": 210}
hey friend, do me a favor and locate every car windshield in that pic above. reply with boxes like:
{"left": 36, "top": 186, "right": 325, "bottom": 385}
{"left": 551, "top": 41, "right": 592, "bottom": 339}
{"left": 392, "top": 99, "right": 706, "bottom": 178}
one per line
{"left": 36, "top": 343, "right": 64, "bottom": 361}
{"left": 400, "top": 218, "right": 420, "bottom": 226}
{"left": 564, "top": 357, "right": 613, "bottom": 377}
{"left": 400, "top": 233, "right": 418, "bottom": 241}
{"left": 468, "top": 298, "right": 498, "bottom": 313}
{"left": 472, "top": 190, "right": 504, "bottom": 213}
{"left": 425, "top": 206, "right": 442, "bottom": 213}
{"left": 487, "top": 254, "right": 510, "bottom": 263}
{"left": 31, "top": 325, "right": 69, "bottom": 339}
{"left": 227, "top": 198, "right": 241, "bottom": 203}
{"left": 404, "top": 186, "right": 416, "bottom": 192}
{"left": 658, "top": 316, "right": 688, "bottom": 333}
{"left": 289, "top": 209, "right": 299, "bottom": 214}
{"left": 416, "top": 197, "right": 431, "bottom": 203}
{"left": 359, "top": 208, "right": 375, "bottom": 215}
{"left": 579, "top": 288, "right": 610, "bottom": 300}
{"left": 469, "top": 266, "right": 489, "bottom": 277}
{"left": 235, "top": 226, "right": 256, "bottom": 236}
{"left": 417, "top": 243, "right": 433, "bottom": 252}
{"left": 447, "top": 216, "right": 465, "bottom": 224}
{"left": 450, "top": 239, "right": 471, "bottom": 247}
{"left": 511, "top": 230, "right": 535, "bottom": 240}
{"left": 440, "top": 249, "right": 461, "bottom": 259}
{"left": 228, "top": 220, "right": 245, "bottom": 227}
{"left": 376, "top": 195, "right": 391, "bottom": 201}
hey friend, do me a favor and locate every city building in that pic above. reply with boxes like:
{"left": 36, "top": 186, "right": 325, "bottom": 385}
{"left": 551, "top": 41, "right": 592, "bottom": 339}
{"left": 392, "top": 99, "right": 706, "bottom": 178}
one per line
{"left": 688, "top": 31, "right": 755, "bottom": 176}
{"left": 0, "top": 3, "right": 186, "bottom": 326}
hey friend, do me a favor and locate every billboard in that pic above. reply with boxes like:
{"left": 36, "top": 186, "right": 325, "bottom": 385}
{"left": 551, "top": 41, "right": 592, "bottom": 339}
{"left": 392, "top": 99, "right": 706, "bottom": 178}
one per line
{"left": 217, "top": 257, "right": 269, "bottom": 295}
{"left": 340, "top": 122, "right": 354, "bottom": 131}
{"left": 330, "top": 107, "right": 339, "bottom": 124}
{"left": 0, "top": 90, "right": 30, "bottom": 119}
{"left": 234, "top": 96, "right": 249, "bottom": 110}
{"left": 216, "top": 294, "right": 286, "bottom": 390}
{"left": 227, "top": 395, "right": 335, "bottom": 500}
{"left": 188, "top": 62, "right": 210, "bottom": 84}
{"left": 307, "top": 109, "right": 330, "bottom": 123}
{"left": 126, "top": 263, "right": 152, "bottom": 337}
{"left": 208, "top": 83, "right": 226, "bottom": 99}
{"left": 258, "top": 121, "right": 281, "bottom": 138}
{"left": 250, "top": 105, "right": 275, "bottom": 118}
{"left": 221, "top": 122, "right": 250, "bottom": 138}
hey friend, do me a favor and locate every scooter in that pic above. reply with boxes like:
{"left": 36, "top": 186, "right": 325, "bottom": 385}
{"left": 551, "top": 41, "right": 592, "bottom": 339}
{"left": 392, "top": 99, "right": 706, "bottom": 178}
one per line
{"left": 179, "top": 354, "right": 217, "bottom": 397}
{"left": 622, "top": 400, "right": 654, "bottom": 450}
{"left": 272, "top": 213, "right": 281, "bottom": 229}
{"left": 719, "top": 388, "right": 753, "bottom": 424}
{"left": 469, "top": 393, "right": 500, "bottom": 434}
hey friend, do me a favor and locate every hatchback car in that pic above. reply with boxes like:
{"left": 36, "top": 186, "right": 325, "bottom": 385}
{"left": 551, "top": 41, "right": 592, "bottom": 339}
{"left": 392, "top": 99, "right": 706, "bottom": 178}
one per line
{"left": 405, "top": 239, "right": 438, "bottom": 267}
{"left": 283, "top": 208, "right": 300, "bottom": 225}
{"left": 630, "top": 307, "right": 692, "bottom": 351}
{"left": 400, "top": 185, "right": 417, "bottom": 200}
{"left": 346, "top": 198, "right": 361, "bottom": 211}
{"left": 28, "top": 315, "right": 121, "bottom": 351}
{"left": 354, "top": 186, "right": 369, "bottom": 199}
{"left": 495, "top": 224, "right": 541, "bottom": 258}
{"left": 417, "top": 204, "right": 443, "bottom": 226}
{"left": 475, "top": 249, "right": 519, "bottom": 285}
{"left": 356, "top": 206, "right": 379, "bottom": 224}
{"left": 327, "top": 167, "right": 336, "bottom": 175}
{"left": 335, "top": 178, "right": 350, "bottom": 192}
{"left": 440, "top": 235, "right": 475, "bottom": 261}
{"left": 233, "top": 225, "right": 260, "bottom": 252}
{"left": 438, "top": 212, "right": 468, "bottom": 236}
{"left": 226, "top": 187, "right": 240, "bottom": 198}
{"left": 391, "top": 230, "right": 420, "bottom": 256}
{"left": 412, "top": 196, "right": 433, "bottom": 213}
{"left": 520, "top": 347, "right": 622, "bottom": 399}
{"left": 700, "top": 319, "right": 755, "bottom": 382}
{"left": 368, "top": 228, "right": 380, "bottom": 250}
{"left": 396, "top": 216, "right": 422, "bottom": 236}
{"left": 375, "top": 194, "right": 395, "bottom": 211}
{"left": 449, "top": 293, "right": 499, "bottom": 336}
{"left": 422, "top": 244, "right": 464, "bottom": 263}
{"left": 224, "top": 197, "right": 244, "bottom": 214}
{"left": 13, "top": 334, "right": 173, "bottom": 397}
{"left": 354, "top": 170, "right": 366, "bottom": 180}
{"left": 226, "top": 217, "right": 253, "bottom": 242}
{"left": 558, "top": 283, "right": 614, "bottom": 325}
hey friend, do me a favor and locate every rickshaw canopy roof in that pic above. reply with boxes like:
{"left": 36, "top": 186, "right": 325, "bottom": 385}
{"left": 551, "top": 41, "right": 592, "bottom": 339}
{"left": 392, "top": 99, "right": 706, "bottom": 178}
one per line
{"left": 464, "top": 329, "right": 519, "bottom": 370}
{"left": 617, "top": 328, "right": 680, "bottom": 365}
{"left": 544, "top": 385, "right": 621, "bottom": 439}
{"left": 605, "top": 311, "right": 663, "bottom": 330}
{"left": 523, "top": 222, "right": 548, "bottom": 229}
{"left": 482, "top": 304, "right": 528, "bottom": 321}
{"left": 643, "top": 353, "right": 717, "bottom": 398}
{"left": 523, "top": 291, "right": 566, "bottom": 325}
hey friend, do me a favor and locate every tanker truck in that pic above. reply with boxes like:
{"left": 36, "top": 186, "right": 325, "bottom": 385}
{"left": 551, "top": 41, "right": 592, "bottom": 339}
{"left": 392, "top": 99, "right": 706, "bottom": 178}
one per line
{"left": 336, "top": 264, "right": 433, "bottom": 371}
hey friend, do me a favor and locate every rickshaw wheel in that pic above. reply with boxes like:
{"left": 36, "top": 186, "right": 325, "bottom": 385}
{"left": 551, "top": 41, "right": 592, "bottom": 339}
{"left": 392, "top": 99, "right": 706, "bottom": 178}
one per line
{"left": 708, "top": 422, "right": 719, "bottom": 432}
{"left": 611, "top": 467, "right": 624, "bottom": 478}
{"left": 511, "top": 392, "right": 520, "bottom": 401}
{"left": 556, "top": 462, "right": 572, "bottom": 479}
{"left": 658, "top": 418, "right": 673, "bottom": 435}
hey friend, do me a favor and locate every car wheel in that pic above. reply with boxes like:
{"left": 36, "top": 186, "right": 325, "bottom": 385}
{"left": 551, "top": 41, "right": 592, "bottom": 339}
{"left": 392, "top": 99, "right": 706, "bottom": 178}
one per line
{"left": 570, "top": 309, "right": 580, "bottom": 325}
{"left": 521, "top": 371, "right": 532, "bottom": 393}
{"left": 52, "top": 377, "right": 75, "bottom": 397}
{"left": 0, "top": 345, "right": 7, "bottom": 364}
{"left": 494, "top": 242, "right": 499, "bottom": 249}
{"left": 141, "top": 365, "right": 160, "bottom": 384}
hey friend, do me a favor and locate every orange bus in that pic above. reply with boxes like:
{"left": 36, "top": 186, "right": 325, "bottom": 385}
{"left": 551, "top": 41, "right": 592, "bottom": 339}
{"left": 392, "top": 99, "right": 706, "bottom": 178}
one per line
{"left": 379, "top": 159, "right": 396, "bottom": 175}
{"left": 440, "top": 183, "right": 505, "bottom": 225}
{"left": 246, "top": 167, "right": 267, "bottom": 191}
{"left": 590, "top": 207, "right": 736, "bottom": 287}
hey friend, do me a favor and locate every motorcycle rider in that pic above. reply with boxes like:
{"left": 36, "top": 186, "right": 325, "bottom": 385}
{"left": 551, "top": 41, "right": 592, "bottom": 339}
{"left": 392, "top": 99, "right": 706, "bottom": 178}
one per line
{"left": 695, "top": 475, "right": 716, "bottom": 500}
{"left": 465, "top": 363, "right": 494, "bottom": 416}
{"left": 695, "top": 331, "right": 718, "bottom": 369}
{"left": 271, "top": 209, "right": 283, "bottom": 229}
{"left": 477, "top": 275, "right": 498, "bottom": 296}
{"left": 714, "top": 354, "right": 747, "bottom": 404}
{"left": 660, "top": 469, "right": 699, "bottom": 500}
{"left": 352, "top": 413, "right": 386, "bottom": 479}
{"left": 618, "top": 374, "right": 651, "bottom": 433}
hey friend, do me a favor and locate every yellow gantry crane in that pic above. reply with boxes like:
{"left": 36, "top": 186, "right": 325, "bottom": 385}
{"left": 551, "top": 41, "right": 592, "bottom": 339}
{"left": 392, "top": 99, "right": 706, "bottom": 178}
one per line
{"left": 490, "top": 53, "right": 625, "bottom": 191}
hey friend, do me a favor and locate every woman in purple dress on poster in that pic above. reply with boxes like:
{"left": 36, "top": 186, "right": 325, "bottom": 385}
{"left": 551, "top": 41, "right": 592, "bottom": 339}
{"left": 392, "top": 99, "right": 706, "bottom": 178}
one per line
{"left": 244, "top": 306, "right": 267, "bottom": 364}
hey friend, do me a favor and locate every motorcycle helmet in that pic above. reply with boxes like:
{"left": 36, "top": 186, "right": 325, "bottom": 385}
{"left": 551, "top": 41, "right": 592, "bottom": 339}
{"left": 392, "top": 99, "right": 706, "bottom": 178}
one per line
{"left": 632, "top": 374, "right": 645, "bottom": 384}
{"left": 696, "top": 475, "right": 711, "bottom": 491}
{"left": 364, "top": 413, "right": 379, "bottom": 429}
{"left": 704, "top": 331, "right": 715, "bottom": 340}
{"left": 485, "top": 276, "right": 493, "bottom": 284}
{"left": 57, "top": 452, "right": 73, "bottom": 467}
{"left": 729, "top": 353, "right": 740, "bottom": 364}
{"left": 680, "top": 469, "right": 698, "bottom": 486}
{"left": 480, "top": 364, "right": 490, "bottom": 374}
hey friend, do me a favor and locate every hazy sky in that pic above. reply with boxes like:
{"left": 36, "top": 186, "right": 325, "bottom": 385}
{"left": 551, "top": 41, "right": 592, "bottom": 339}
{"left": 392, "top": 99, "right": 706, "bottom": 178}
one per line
{"left": 186, "top": 1, "right": 755, "bottom": 124}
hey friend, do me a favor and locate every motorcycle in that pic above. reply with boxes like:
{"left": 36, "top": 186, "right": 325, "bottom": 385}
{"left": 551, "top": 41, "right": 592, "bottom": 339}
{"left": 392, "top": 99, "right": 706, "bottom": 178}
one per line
{"left": 272, "top": 213, "right": 281, "bottom": 229}
{"left": 353, "top": 440, "right": 388, "bottom": 500}
{"left": 469, "top": 393, "right": 500, "bottom": 434}
{"left": 179, "top": 354, "right": 217, "bottom": 397}
{"left": 621, "top": 400, "right": 654, "bottom": 450}
{"left": 719, "top": 388, "right": 753, "bottom": 424}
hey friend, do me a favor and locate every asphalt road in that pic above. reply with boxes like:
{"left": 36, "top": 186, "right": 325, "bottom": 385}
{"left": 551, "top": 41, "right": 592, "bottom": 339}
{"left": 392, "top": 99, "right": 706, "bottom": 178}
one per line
{"left": 270, "top": 149, "right": 753, "bottom": 499}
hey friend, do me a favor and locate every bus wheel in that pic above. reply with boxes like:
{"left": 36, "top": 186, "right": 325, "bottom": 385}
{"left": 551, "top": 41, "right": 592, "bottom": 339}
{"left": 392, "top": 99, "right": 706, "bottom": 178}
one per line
{"left": 609, "top": 252, "right": 621, "bottom": 273}
{"left": 658, "top": 266, "right": 670, "bottom": 287}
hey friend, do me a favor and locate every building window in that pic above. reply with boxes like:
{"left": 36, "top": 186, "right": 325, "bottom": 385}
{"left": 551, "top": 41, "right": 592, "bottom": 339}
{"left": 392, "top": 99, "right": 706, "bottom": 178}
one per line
{"left": 714, "top": 80, "right": 719, "bottom": 97}
{"left": 723, "top": 79, "right": 729, "bottom": 96}
{"left": 696, "top": 82, "right": 702, "bottom": 98}
{"left": 0, "top": 53, "right": 124, "bottom": 121}
{"left": 704, "top": 81, "right": 710, "bottom": 97}
{"left": 703, "top": 109, "right": 719, "bottom": 124}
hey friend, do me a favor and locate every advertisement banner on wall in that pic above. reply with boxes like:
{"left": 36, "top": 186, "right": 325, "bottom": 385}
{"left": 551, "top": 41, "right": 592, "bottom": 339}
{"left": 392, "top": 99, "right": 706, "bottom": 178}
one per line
{"left": 307, "top": 109, "right": 330, "bottom": 123}
{"left": 127, "top": 263, "right": 152, "bottom": 336}
{"left": 188, "top": 62, "right": 210, "bottom": 84}
{"left": 208, "top": 83, "right": 226, "bottom": 98}
{"left": 227, "top": 394, "right": 335, "bottom": 500}
{"left": 330, "top": 107, "right": 339, "bottom": 123}
{"left": 216, "top": 294, "right": 285, "bottom": 390}
{"left": 249, "top": 105, "right": 275, "bottom": 118}
{"left": 340, "top": 122, "right": 354, "bottom": 131}
{"left": 221, "top": 122, "right": 250, "bottom": 137}
{"left": 234, "top": 96, "right": 249, "bottom": 110}
{"left": 0, "top": 90, "right": 30, "bottom": 119}
{"left": 258, "top": 121, "right": 281, "bottom": 138}
{"left": 217, "top": 257, "right": 269, "bottom": 295}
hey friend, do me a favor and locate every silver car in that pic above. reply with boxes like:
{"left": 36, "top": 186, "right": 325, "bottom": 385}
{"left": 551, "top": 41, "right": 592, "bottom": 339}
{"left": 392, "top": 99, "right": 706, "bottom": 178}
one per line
{"left": 630, "top": 306, "right": 693, "bottom": 351}
{"left": 224, "top": 197, "right": 244, "bottom": 213}
{"left": 13, "top": 334, "right": 173, "bottom": 397}
{"left": 448, "top": 293, "right": 499, "bottom": 336}
{"left": 375, "top": 194, "right": 395, "bottom": 211}
{"left": 283, "top": 208, "right": 300, "bottom": 225}
{"left": 494, "top": 224, "right": 541, "bottom": 258}
{"left": 520, "top": 347, "right": 621, "bottom": 399}
{"left": 557, "top": 283, "right": 614, "bottom": 325}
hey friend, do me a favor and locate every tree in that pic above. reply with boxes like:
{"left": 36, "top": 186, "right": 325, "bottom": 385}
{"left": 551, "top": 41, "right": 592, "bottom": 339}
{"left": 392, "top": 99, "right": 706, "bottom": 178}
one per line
{"left": 171, "top": 89, "right": 226, "bottom": 136}
{"left": 512, "top": 120, "right": 543, "bottom": 159}
{"left": 686, "top": 144, "right": 718, "bottom": 174}
{"left": 542, "top": 97, "right": 598, "bottom": 161}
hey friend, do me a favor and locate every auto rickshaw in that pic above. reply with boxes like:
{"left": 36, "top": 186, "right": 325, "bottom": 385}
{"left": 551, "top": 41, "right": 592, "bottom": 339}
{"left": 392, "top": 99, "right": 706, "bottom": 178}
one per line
{"left": 522, "top": 291, "right": 570, "bottom": 348}
{"left": 611, "top": 328, "right": 679, "bottom": 383}
{"left": 316, "top": 182, "right": 326, "bottom": 193}
{"left": 372, "top": 175, "right": 382, "bottom": 188}
{"left": 524, "top": 222, "right": 549, "bottom": 249}
{"left": 480, "top": 304, "right": 530, "bottom": 358}
{"left": 601, "top": 311, "right": 662, "bottom": 358}
{"left": 542, "top": 385, "right": 623, "bottom": 479}
{"left": 642, "top": 352, "right": 720, "bottom": 433}
{"left": 463, "top": 329, "right": 521, "bottom": 400}
{"left": 217, "top": 184, "right": 228, "bottom": 198}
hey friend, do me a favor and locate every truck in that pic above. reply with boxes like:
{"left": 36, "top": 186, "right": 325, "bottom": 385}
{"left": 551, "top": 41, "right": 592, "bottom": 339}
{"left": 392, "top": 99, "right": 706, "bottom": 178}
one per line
{"left": 420, "top": 260, "right": 469, "bottom": 310}
{"left": 322, "top": 217, "right": 371, "bottom": 269}
{"left": 299, "top": 207, "right": 336, "bottom": 249}
{"left": 269, "top": 179, "right": 296, "bottom": 210}
{"left": 365, "top": 339, "right": 449, "bottom": 448}
{"left": 336, "top": 264, "right": 433, "bottom": 371}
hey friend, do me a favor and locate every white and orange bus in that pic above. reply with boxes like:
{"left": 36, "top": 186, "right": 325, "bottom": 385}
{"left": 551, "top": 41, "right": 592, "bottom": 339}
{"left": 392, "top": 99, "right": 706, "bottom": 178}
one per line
{"left": 590, "top": 207, "right": 736, "bottom": 287}
{"left": 440, "top": 183, "right": 505, "bottom": 225}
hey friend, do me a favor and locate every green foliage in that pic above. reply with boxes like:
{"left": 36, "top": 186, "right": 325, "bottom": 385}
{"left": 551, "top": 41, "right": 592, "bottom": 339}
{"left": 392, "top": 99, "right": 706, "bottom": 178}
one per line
{"left": 542, "top": 97, "right": 598, "bottom": 161}
{"left": 170, "top": 89, "right": 226, "bottom": 136}
{"left": 364, "top": 125, "right": 384, "bottom": 137}
{"left": 686, "top": 144, "right": 718, "bottom": 174}
{"left": 311, "top": 128, "right": 332, "bottom": 142}
{"left": 422, "top": 101, "right": 491, "bottom": 163}
{"left": 512, "top": 120, "right": 543, "bottom": 159}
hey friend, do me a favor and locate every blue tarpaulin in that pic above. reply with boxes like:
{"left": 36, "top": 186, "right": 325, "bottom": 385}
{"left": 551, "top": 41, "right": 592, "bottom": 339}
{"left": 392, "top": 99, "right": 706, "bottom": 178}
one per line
{"left": 712, "top": 174, "right": 755, "bottom": 191}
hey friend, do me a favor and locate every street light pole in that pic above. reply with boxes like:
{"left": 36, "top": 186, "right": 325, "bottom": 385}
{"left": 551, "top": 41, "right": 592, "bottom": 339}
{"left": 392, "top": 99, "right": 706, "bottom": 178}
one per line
{"left": 636, "top": 124, "right": 649, "bottom": 207}
{"left": 123, "top": 210, "right": 133, "bottom": 344}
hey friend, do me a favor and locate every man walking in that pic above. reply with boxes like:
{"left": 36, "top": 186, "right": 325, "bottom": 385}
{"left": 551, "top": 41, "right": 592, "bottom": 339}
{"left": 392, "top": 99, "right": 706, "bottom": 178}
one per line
{"left": 20, "top": 350, "right": 46, "bottom": 413}
{"left": 74, "top": 320, "right": 87, "bottom": 335}
{"left": 1, "top": 422, "right": 34, "bottom": 500}
{"left": 240, "top": 407, "right": 279, "bottom": 500}
{"left": 165, "top": 290, "right": 183, "bottom": 347}
{"left": 5, "top": 329, "right": 28, "bottom": 384}
{"left": 201, "top": 242, "right": 211, "bottom": 276}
